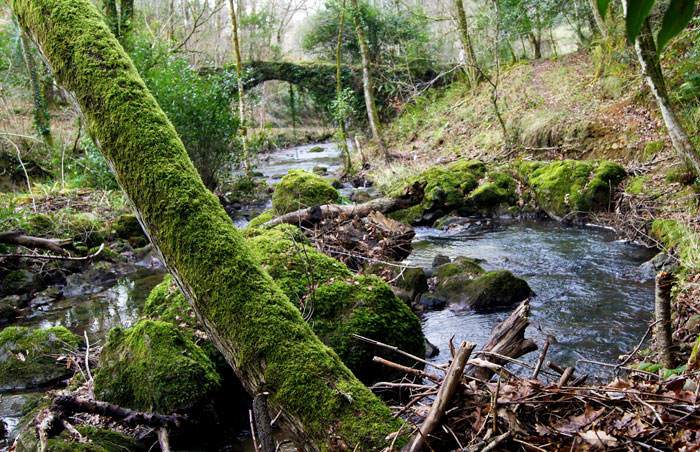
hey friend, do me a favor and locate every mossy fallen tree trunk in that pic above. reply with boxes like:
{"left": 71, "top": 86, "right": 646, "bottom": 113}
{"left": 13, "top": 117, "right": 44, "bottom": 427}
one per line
{"left": 10, "top": 0, "right": 403, "bottom": 449}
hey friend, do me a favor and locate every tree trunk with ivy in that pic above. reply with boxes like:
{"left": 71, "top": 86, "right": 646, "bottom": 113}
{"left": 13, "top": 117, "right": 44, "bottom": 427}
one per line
{"left": 452, "top": 0, "right": 480, "bottom": 88}
{"left": 335, "top": 0, "right": 352, "bottom": 176}
{"left": 623, "top": 2, "right": 700, "bottom": 176}
{"left": 349, "top": 0, "right": 388, "bottom": 161}
{"left": 227, "top": 0, "right": 251, "bottom": 175}
{"left": 18, "top": 29, "right": 52, "bottom": 148}
{"left": 11, "top": 0, "right": 405, "bottom": 449}
{"left": 587, "top": 0, "right": 608, "bottom": 38}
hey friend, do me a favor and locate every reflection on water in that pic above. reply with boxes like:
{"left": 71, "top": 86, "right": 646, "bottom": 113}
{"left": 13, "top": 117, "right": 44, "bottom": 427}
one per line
{"left": 408, "top": 220, "right": 656, "bottom": 380}
{"left": 18, "top": 270, "right": 165, "bottom": 341}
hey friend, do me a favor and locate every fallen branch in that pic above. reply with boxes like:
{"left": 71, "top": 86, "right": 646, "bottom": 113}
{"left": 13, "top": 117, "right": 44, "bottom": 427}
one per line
{"left": 469, "top": 301, "right": 537, "bottom": 380}
{"left": 406, "top": 341, "right": 476, "bottom": 452}
{"left": 0, "top": 243, "right": 104, "bottom": 261}
{"left": 52, "top": 395, "right": 186, "bottom": 429}
{"left": 0, "top": 231, "right": 70, "bottom": 255}
{"left": 261, "top": 181, "right": 425, "bottom": 229}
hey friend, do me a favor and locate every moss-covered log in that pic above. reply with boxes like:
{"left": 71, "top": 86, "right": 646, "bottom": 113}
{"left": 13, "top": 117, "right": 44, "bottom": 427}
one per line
{"left": 10, "top": 0, "right": 403, "bottom": 449}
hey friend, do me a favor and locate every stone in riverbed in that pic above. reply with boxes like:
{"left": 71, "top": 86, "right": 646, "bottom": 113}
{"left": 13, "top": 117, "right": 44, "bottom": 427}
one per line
{"left": 94, "top": 319, "right": 221, "bottom": 414}
{"left": 312, "top": 165, "right": 328, "bottom": 176}
{"left": 308, "top": 145, "right": 325, "bottom": 153}
{"left": 0, "top": 326, "right": 81, "bottom": 392}
{"left": 425, "top": 257, "right": 531, "bottom": 312}
{"left": 440, "top": 270, "right": 532, "bottom": 311}
{"left": 0, "top": 295, "right": 24, "bottom": 325}
{"left": 271, "top": 169, "right": 339, "bottom": 215}
{"left": 364, "top": 262, "right": 428, "bottom": 304}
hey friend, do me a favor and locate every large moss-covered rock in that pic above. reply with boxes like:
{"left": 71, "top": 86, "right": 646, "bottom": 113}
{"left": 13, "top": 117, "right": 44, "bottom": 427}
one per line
{"left": 389, "top": 160, "right": 486, "bottom": 224}
{"left": 111, "top": 214, "right": 147, "bottom": 246}
{"left": 365, "top": 262, "right": 428, "bottom": 304}
{"left": 94, "top": 320, "right": 220, "bottom": 413}
{"left": 441, "top": 270, "right": 532, "bottom": 311}
{"left": 464, "top": 172, "right": 517, "bottom": 213}
{"left": 0, "top": 326, "right": 80, "bottom": 392}
{"left": 14, "top": 415, "right": 145, "bottom": 452}
{"left": 422, "top": 257, "right": 531, "bottom": 312}
{"left": 519, "top": 160, "right": 626, "bottom": 218}
{"left": 143, "top": 275, "right": 196, "bottom": 329}
{"left": 271, "top": 169, "right": 340, "bottom": 215}
{"left": 0, "top": 270, "right": 37, "bottom": 297}
{"left": 248, "top": 226, "right": 425, "bottom": 382}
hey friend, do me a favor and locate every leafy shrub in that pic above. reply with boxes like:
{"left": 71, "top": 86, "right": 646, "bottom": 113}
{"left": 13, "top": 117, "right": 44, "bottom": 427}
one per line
{"left": 131, "top": 40, "right": 240, "bottom": 190}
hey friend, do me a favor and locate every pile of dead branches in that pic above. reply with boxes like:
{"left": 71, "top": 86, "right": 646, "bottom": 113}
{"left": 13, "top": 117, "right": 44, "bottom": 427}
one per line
{"left": 306, "top": 211, "right": 415, "bottom": 270}
{"left": 366, "top": 301, "right": 700, "bottom": 451}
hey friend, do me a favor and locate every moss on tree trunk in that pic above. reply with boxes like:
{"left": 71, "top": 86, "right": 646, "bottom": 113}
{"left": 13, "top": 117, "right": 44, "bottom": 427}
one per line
{"left": 10, "top": 0, "right": 403, "bottom": 449}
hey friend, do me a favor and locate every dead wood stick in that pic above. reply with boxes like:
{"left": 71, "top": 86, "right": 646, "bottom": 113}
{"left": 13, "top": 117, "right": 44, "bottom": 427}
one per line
{"left": 481, "top": 431, "right": 511, "bottom": 452}
{"left": 655, "top": 272, "right": 675, "bottom": 369}
{"left": 557, "top": 367, "right": 574, "bottom": 387}
{"left": 373, "top": 356, "right": 441, "bottom": 383}
{"left": 0, "top": 231, "right": 70, "bottom": 255}
{"left": 353, "top": 334, "right": 447, "bottom": 370}
{"left": 468, "top": 301, "right": 537, "bottom": 381}
{"left": 547, "top": 361, "right": 565, "bottom": 375}
{"left": 249, "top": 409, "right": 260, "bottom": 452}
{"left": 252, "top": 393, "right": 275, "bottom": 452}
{"left": 531, "top": 339, "right": 550, "bottom": 379}
{"left": 261, "top": 181, "right": 425, "bottom": 229}
{"left": 405, "top": 341, "right": 476, "bottom": 452}
{"left": 52, "top": 395, "right": 186, "bottom": 428}
{"left": 0, "top": 243, "right": 104, "bottom": 261}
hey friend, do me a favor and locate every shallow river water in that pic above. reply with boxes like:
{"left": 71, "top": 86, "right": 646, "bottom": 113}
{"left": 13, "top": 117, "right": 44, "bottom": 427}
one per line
{"left": 408, "top": 221, "right": 656, "bottom": 379}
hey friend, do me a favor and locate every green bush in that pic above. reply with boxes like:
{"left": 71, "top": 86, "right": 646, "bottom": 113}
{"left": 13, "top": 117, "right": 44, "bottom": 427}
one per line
{"left": 131, "top": 41, "right": 240, "bottom": 189}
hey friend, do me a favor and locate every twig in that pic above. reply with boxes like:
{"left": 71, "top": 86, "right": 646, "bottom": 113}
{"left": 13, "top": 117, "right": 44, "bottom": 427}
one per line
{"left": 532, "top": 339, "right": 550, "bottom": 379}
{"left": 406, "top": 341, "right": 476, "bottom": 452}
{"left": 352, "top": 334, "right": 447, "bottom": 370}
{"left": 481, "top": 431, "right": 511, "bottom": 452}
{"left": 372, "top": 356, "right": 441, "bottom": 382}
{"left": 0, "top": 243, "right": 104, "bottom": 261}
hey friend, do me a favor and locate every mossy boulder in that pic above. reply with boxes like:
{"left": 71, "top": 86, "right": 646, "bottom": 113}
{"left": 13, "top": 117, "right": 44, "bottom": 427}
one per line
{"left": 434, "top": 256, "right": 485, "bottom": 281}
{"left": 426, "top": 260, "right": 531, "bottom": 312}
{"left": 0, "top": 270, "right": 36, "bottom": 297}
{"left": 14, "top": 418, "right": 144, "bottom": 452}
{"left": 309, "top": 275, "right": 425, "bottom": 382}
{"left": 463, "top": 172, "right": 518, "bottom": 213}
{"left": 94, "top": 320, "right": 221, "bottom": 413}
{"left": 0, "top": 295, "right": 23, "bottom": 325}
{"left": 245, "top": 209, "right": 276, "bottom": 230}
{"left": 249, "top": 227, "right": 425, "bottom": 382}
{"left": 143, "top": 275, "right": 196, "bottom": 330}
{"left": 308, "top": 145, "right": 325, "bottom": 153}
{"left": 389, "top": 160, "right": 486, "bottom": 225}
{"left": 519, "top": 160, "right": 626, "bottom": 219}
{"left": 0, "top": 326, "right": 80, "bottom": 392}
{"left": 364, "top": 263, "right": 428, "bottom": 304}
{"left": 271, "top": 169, "right": 340, "bottom": 215}
{"left": 65, "top": 212, "right": 107, "bottom": 247}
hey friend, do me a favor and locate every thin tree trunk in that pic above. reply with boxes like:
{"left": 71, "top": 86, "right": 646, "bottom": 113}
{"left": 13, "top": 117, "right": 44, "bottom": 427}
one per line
{"left": 452, "top": 0, "right": 480, "bottom": 88}
{"left": 655, "top": 272, "right": 675, "bottom": 369}
{"left": 349, "top": 0, "right": 388, "bottom": 160}
{"left": 11, "top": 0, "right": 404, "bottom": 449}
{"left": 19, "top": 29, "right": 53, "bottom": 148}
{"left": 528, "top": 32, "right": 542, "bottom": 59}
{"left": 626, "top": 7, "right": 700, "bottom": 176}
{"left": 335, "top": 0, "right": 351, "bottom": 176}
{"left": 119, "top": 0, "right": 134, "bottom": 40}
{"left": 227, "top": 0, "right": 251, "bottom": 175}
{"left": 588, "top": 0, "right": 608, "bottom": 39}
{"left": 101, "top": 0, "right": 119, "bottom": 36}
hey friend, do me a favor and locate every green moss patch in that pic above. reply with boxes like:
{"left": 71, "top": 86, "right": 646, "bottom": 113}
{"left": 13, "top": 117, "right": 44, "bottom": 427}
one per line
{"left": 94, "top": 320, "right": 220, "bottom": 413}
{"left": 519, "top": 160, "right": 626, "bottom": 218}
{"left": 250, "top": 227, "right": 424, "bottom": 382}
{"left": 271, "top": 169, "right": 340, "bottom": 215}
{"left": 651, "top": 219, "right": 700, "bottom": 269}
{"left": 0, "top": 326, "right": 80, "bottom": 392}
{"left": 464, "top": 171, "right": 517, "bottom": 212}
